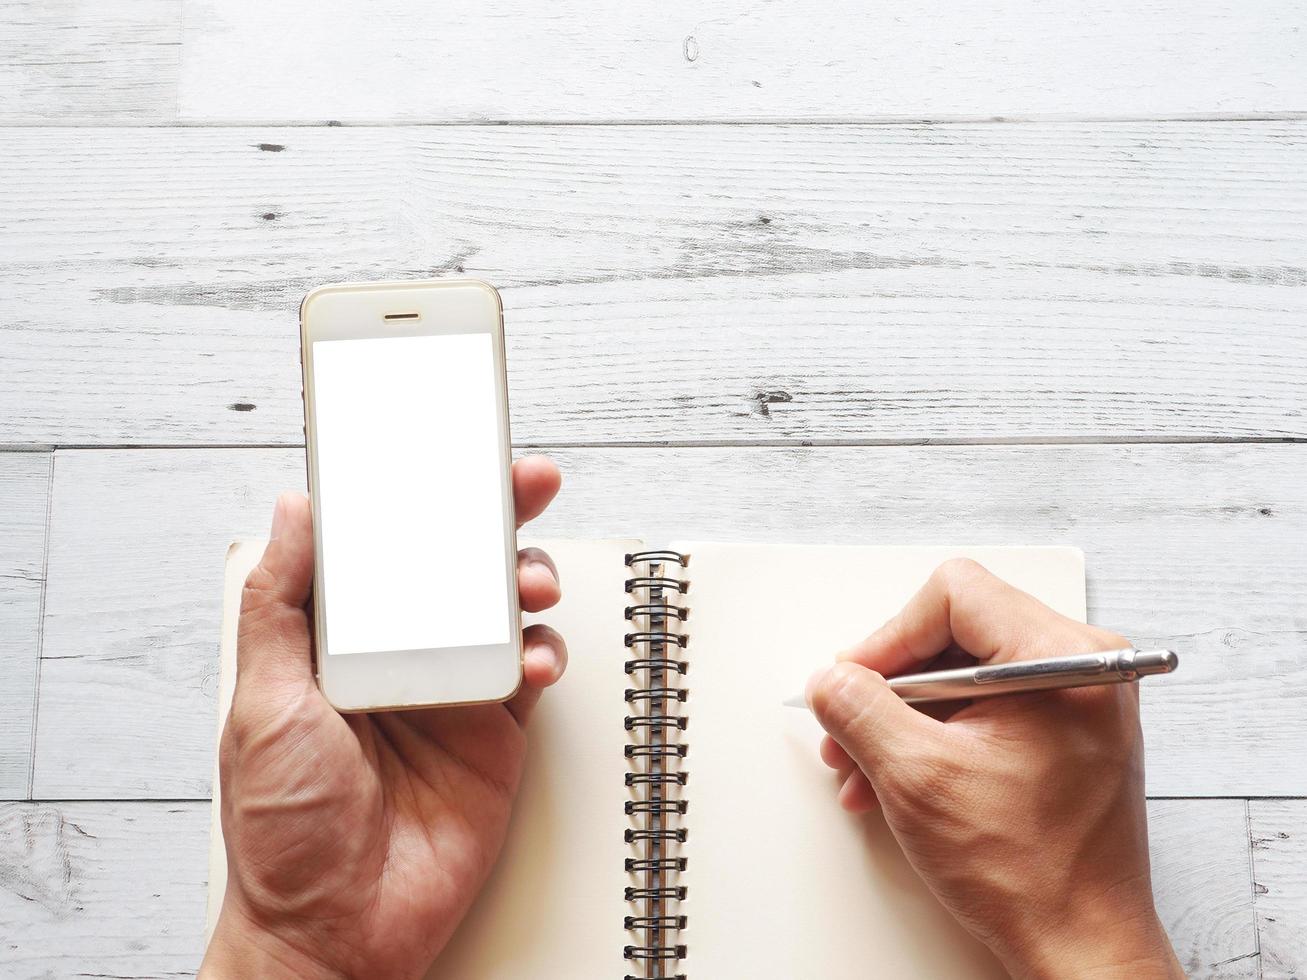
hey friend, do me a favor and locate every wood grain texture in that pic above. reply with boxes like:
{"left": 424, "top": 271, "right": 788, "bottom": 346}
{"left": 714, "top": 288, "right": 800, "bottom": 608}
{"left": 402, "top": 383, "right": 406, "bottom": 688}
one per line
{"left": 5, "top": 1, "right": 1306, "bottom": 124}
{"left": 1, "top": 123, "right": 1304, "bottom": 448}
{"left": 0, "top": 0, "right": 180, "bottom": 123}
{"left": 30, "top": 443, "right": 1307, "bottom": 799}
{"left": 34, "top": 448, "right": 306, "bottom": 799}
{"left": 0, "top": 798, "right": 1264, "bottom": 978}
{"left": 0, "top": 802, "right": 207, "bottom": 979}
{"left": 0, "top": 453, "right": 50, "bottom": 800}
{"left": 1150, "top": 800, "right": 1259, "bottom": 978}
{"left": 173, "top": 0, "right": 1307, "bottom": 123}
{"left": 1250, "top": 801, "right": 1307, "bottom": 979}
{"left": 4, "top": 1, "right": 1300, "bottom": 972}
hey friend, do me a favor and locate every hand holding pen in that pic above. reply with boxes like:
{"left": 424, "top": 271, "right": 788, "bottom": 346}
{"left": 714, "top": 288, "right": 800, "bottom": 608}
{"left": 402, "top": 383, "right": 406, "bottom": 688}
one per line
{"left": 803, "top": 558, "right": 1185, "bottom": 980}
{"left": 786, "top": 647, "right": 1177, "bottom": 707}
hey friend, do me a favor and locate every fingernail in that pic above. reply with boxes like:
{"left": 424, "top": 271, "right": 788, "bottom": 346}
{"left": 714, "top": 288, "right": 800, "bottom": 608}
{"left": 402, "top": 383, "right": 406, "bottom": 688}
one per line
{"left": 805, "top": 665, "right": 833, "bottom": 707}
{"left": 270, "top": 495, "right": 288, "bottom": 539}
{"left": 527, "top": 560, "right": 558, "bottom": 587}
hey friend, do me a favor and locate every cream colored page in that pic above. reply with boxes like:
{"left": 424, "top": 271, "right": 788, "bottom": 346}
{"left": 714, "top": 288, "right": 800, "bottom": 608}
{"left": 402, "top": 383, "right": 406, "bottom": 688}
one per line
{"left": 209, "top": 538, "right": 639, "bottom": 978}
{"left": 675, "top": 543, "right": 1085, "bottom": 979}
{"left": 433, "top": 537, "right": 636, "bottom": 978}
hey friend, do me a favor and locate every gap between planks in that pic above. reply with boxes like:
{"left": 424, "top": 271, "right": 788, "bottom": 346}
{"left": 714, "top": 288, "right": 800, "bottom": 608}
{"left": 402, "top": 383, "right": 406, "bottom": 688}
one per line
{"left": 25, "top": 455, "right": 55, "bottom": 800}
{"left": 4, "top": 437, "right": 1306, "bottom": 453}
{"left": 1244, "top": 800, "right": 1263, "bottom": 970}
{"left": 9, "top": 112, "right": 1307, "bottom": 129}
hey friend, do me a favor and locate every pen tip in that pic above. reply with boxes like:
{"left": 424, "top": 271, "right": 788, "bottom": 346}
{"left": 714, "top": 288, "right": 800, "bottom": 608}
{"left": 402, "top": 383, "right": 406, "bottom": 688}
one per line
{"left": 781, "top": 694, "right": 808, "bottom": 709}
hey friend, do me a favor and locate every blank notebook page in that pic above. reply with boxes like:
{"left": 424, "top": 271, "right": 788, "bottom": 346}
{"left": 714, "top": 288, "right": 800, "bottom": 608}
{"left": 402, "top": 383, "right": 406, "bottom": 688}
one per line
{"left": 430, "top": 537, "right": 639, "bottom": 978}
{"left": 675, "top": 543, "right": 1085, "bottom": 978}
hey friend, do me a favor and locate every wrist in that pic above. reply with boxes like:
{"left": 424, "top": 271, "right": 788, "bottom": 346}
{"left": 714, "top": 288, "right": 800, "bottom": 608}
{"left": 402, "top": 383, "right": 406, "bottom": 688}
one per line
{"left": 1002, "top": 909, "right": 1183, "bottom": 980}
{"left": 200, "top": 900, "right": 348, "bottom": 980}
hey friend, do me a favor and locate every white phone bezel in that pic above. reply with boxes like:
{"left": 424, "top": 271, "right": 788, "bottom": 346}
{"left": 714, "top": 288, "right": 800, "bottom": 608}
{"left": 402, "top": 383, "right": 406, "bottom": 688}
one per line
{"left": 300, "top": 279, "right": 522, "bottom": 712}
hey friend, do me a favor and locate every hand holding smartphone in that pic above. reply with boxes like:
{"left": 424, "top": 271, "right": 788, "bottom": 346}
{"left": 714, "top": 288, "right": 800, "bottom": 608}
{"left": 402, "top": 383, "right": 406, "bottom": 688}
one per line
{"left": 300, "top": 279, "right": 522, "bottom": 710}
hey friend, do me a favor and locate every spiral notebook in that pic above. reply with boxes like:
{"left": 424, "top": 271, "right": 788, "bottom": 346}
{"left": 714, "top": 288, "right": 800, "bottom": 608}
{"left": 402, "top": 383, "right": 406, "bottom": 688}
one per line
{"left": 208, "top": 539, "right": 1085, "bottom": 978}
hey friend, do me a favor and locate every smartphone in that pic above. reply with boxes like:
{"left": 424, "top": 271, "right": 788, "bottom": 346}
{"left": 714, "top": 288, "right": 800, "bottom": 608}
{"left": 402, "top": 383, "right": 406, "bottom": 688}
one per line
{"left": 299, "top": 279, "right": 521, "bottom": 711}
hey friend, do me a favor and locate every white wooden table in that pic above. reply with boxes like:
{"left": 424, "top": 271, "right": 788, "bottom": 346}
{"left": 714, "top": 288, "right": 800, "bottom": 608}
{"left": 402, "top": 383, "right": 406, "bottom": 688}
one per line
{"left": 2, "top": 2, "right": 1305, "bottom": 976}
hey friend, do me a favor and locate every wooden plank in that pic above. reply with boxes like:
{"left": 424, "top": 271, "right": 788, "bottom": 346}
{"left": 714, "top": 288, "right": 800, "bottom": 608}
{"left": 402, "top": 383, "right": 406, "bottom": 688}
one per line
{"left": 30, "top": 443, "right": 1307, "bottom": 799}
{"left": 0, "top": 801, "right": 207, "bottom": 978}
{"left": 35, "top": 449, "right": 306, "bottom": 799}
{"left": 1, "top": 123, "right": 1305, "bottom": 448}
{"left": 0, "top": 453, "right": 50, "bottom": 800}
{"left": 0, "top": 0, "right": 181, "bottom": 123}
{"left": 173, "top": 0, "right": 1307, "bottom": 123}
{"left": 5, "top": 1, "right": 1306, "bottom": 124}
{"left": 0, "top": 798, "right": 1259, "bottom": 978}
{"left": 1150, "top": 800, "right": 1258, "bottom": 978}
{"left": 1250, "top": 801, "right": 1307, "bottom": 979}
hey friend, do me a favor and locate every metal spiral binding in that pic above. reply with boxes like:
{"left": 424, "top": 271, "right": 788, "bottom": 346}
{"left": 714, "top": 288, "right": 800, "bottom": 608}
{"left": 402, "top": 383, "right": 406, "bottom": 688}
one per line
{"left": 623, "top": 549, "right": 690, "bottom": 980}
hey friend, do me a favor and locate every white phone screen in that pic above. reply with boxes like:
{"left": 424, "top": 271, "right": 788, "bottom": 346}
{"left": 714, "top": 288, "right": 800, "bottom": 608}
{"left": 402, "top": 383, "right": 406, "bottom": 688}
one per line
{"left": 311, "top": 332, "right": 511, "bottom": 656}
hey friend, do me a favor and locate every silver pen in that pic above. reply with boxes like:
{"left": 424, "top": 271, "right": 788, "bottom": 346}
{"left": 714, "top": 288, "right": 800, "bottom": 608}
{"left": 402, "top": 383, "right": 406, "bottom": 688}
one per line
{"left": 783, "top": 648, "right": 1179, "bottom": 708}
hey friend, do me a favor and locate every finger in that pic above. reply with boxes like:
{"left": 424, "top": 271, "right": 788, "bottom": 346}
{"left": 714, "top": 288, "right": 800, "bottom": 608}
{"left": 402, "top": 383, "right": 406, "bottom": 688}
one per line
{"left": 820, "top": 734, "right": 853, "bottom": 771}
{"left": 517, "top": 546, "right": 561, "bottom": 613}
{"left": 838, "top": 558, "right": 1102, "bottom": 673}
{"left": 505, "top": 624, "right": 568, "bottom": 728}
{"left": 512, "top": 455, "right": 562, "bottom": 528}
{"left": 807, "top": 661, "right": 946, "bottom": 789}
{"left": 236, "top": 493, "right": 316, "bottom": 688}
{"left": 838, "top": 770, "right": 880, "bottom": 813}
{"left": 930, "top": 644, "right": 978, "bottom": 672}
